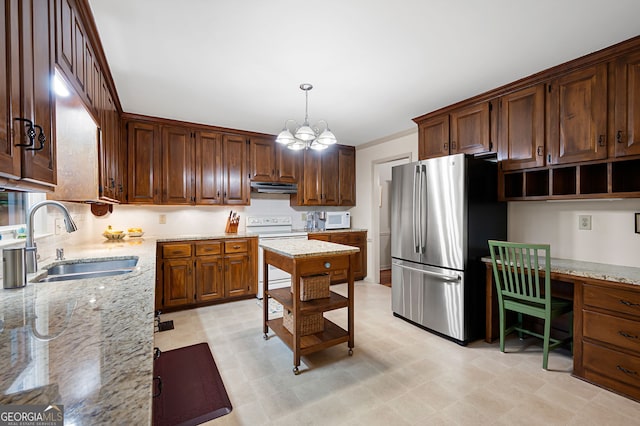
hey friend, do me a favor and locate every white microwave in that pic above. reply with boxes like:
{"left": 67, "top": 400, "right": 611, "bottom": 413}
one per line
{"left": 325, "top": 211, "right": 351, "bottom": 229}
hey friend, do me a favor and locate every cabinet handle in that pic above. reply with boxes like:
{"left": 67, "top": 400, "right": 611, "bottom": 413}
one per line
{"left": 233, "top": 245, "right": 240, "bottom": 249}
{"left": 617, "top": 130, "right": 623, "bottom": 144}
{"left": 443, "top": 142, "right": 449, "bottom": 151}
{"left": 619, "top": 299, "right": 640, "bottom": 308}
{"left": 27, "top": 124, "right": 46, "bottom": 151}
{"left": 616, "top": 365, "right": 639, "bottom": 377}
{"left": 153, "top": 376, "right": 162, "bottom": 397}
{"left": 536, "top": 146, "right": 544, "bottom": 156}
{"left": 618, "top": 331, "right": 639, "bottom": 340}
{"left": 451, "top": 141, "right": 457, "bottom": 150}
{"left": 597, "top": 135, "right": 605, "bottom": 147}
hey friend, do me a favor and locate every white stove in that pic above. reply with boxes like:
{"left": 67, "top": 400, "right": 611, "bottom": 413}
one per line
{"left": 246, "top": 216, "right": 308, "bottom": 298}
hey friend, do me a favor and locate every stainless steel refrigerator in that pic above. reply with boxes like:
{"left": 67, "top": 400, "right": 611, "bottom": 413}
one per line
{"left": 391, "top": 153, "right": 506, "bottom": 345}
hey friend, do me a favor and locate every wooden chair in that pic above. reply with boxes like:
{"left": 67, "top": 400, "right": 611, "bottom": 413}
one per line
{"left": 488, "top": 240, "right": 573, "bottom": 369}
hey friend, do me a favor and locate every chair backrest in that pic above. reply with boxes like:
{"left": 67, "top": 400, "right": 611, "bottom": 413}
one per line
{"left": 488, "top": 240, "right": 551, "bottom": 308}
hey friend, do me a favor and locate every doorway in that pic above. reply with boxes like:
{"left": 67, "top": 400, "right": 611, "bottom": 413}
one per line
{"left": 371, "top": 155, "right": 411, "bottom": 286}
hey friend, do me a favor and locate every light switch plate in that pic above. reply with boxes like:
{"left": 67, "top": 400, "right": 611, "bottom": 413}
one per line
{"left": 578, "top": 215, "right": 592, "bottom": 230}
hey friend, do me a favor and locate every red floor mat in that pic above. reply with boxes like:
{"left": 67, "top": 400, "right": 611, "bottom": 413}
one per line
{"left": 153, "top": 343, "right": 232, "bottom": 425}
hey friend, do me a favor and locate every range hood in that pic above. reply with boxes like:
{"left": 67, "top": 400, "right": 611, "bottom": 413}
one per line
{"left": 250, "top": 181, "right": 298, "bottom": 194}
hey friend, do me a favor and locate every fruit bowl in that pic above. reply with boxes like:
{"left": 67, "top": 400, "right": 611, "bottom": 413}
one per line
{"left": 102, "top": 231, "right": 126, "bottom": 240}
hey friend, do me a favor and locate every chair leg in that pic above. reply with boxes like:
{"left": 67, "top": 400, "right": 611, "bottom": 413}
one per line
{"left": 499, "top": 309, "right": 506, "bottom": 353}
{"left": 542, "top": 314, "right": 551, "bottom": 370}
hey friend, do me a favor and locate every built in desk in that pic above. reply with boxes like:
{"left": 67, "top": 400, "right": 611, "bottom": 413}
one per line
{"left": 483, "top": 256, "right": 640, "bottom": 401}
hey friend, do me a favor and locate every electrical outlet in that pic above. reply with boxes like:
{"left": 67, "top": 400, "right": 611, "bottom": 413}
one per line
{"left": 301, "top": 213, "right": 307, "bottom": 221}
{"left": 578, "top": 215, "right": 592, "bottom": 230}
{"left": 159, "top": 214, "right": 166, "bottom": 224}
{"left": 54, "top": 218, "right": 63, "bottom": 235}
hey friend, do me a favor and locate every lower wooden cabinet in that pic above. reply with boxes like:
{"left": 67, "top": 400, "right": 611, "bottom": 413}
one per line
{"left": 575, "top": 280, "right": 640, "bottom": 401}
{"left": 307, "top": 230, "right": 367, "bottom": 283}
{"left": 156, "top": 237, "right": 257, "bottom": 311}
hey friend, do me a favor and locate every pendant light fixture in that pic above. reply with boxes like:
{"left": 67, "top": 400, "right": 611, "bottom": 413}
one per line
{"left": 275, "top": 83, "right": 337, "bottom": 151}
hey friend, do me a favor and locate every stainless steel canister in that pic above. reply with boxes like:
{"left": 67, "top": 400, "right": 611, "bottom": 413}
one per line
{"left": 3, "top": 248, "right": 27, "bottom": 289}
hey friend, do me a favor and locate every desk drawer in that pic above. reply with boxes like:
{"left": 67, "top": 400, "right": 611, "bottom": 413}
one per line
{"left": 583, "top": 310, "right": 640, "bottom": 353}
{"left": 225, "top": 240, "right": 248, "bottom": 253}
{"left": 583, "top": 284, "right": 640, "bottom": 318}
{"left": 195, "top": 241, "right": 222, "bottom": 256}
{"left": 162, "top": 243, "right": 192, "bottom": 258}
{"left": 583, "top": 341, "right": 640, "bottom": 396}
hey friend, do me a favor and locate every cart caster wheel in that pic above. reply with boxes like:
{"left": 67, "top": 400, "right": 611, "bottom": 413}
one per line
{"left": 348, "top": 348, "right": 353, "bottom": 356}
{"left": 263, "top": 333, "right": 268, "bottom": 340}
{"left": 293, "top": 367, "right": 300, "bottom": 375}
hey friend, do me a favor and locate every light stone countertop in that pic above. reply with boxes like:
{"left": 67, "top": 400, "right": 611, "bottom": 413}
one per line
{"left": 260, "top": 239, "right": 359, "bottom": 258}
{"left": 481, "top": 256, "right": 640, "bottom": 286}
{"left": 295, "top": 228, "right": 368, "bottom": 234}
{"left": 0, "top": 233, "right": 257, "bottom": 424}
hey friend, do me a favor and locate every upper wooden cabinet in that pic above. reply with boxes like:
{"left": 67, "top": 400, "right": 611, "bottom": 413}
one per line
{"left": 417, "top": 102, "right": 494, "bottom": 160}
{"left": 291, "top": 144, "right": 355, "bottom": 206}
{"left": 498, "top": 84, "right": 546, "bottom": 171}
{"left": 547, "top": 64, "right": 608, "bottom": 165}
{"left": 249, "top": 137, "right": 299, "bottom": 183}
{"left": 127, "top": 120, "right": 161, "bottom": 204}
{"left": 613, "top": 50, "right": 640, "bottom": 158}
{"left": 450, "top": 102, "right": 492, "bottom": 155}
{"left": 126, "top": 118, "right": 250, "bottom": 206}
{"left": 0, "top": 0, "right": 56, "bottom": 189}
{"left": 418, "top": 114, "right": 450, "bottom": 159}
{"left": 338, "top": 145, "right": 356, "bottom": 206}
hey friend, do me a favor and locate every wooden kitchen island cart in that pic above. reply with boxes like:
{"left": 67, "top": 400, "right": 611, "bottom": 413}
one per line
{"left": 260, "top": 239, "right": 359, "bottom": 374}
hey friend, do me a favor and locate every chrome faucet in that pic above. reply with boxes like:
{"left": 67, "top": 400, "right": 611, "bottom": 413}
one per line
{"left": 25, "top": 200, "right": 78, "bottom": 273}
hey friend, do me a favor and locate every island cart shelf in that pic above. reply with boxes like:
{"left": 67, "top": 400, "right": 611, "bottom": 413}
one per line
{"left": 260, "top": 239, "right": 359, "bottom": 374}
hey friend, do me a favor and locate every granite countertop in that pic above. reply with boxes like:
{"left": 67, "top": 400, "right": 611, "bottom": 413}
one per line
{"left": 157, "top": 232, "right": 255, "bottom": 242}
{"left": 0, "top": 237, "right": 159, "bottom": 424}
{"left": 481, "top": 256, "right": 640, "bottom": 286}
{"left": 260, "top": 239, "right": 359, "bottom": 258}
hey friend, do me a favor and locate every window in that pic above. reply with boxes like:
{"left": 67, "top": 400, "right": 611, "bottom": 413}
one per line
{"left": 0, "top": 192, "right": 46, "bottom": 242}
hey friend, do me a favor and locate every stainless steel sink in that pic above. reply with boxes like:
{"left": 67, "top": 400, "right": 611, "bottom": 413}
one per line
{"left": 34, "top": 257, "right": 139, "bottom": 283}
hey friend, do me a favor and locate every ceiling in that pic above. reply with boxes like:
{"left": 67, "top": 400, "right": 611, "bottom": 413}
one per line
{"left": 87, "top": 0, "right": 640, "bottom": 146}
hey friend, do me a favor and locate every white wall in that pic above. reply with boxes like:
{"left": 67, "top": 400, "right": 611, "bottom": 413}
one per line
{"left": 351, "top": 130, "right": 418, "bottom": 282}
{"left": 508, "top": 199, "right": 640, "bottom": 268}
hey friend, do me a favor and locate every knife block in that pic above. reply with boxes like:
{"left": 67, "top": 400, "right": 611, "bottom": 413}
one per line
{"left": 225, "top": 217, "right": 238, "bottom": 234}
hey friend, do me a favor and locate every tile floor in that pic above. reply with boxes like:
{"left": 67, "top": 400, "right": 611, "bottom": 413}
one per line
{"left": 153, "top": 282, "right": 640, "bottom": 425}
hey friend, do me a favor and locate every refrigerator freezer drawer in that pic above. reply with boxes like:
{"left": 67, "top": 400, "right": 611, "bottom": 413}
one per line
{"left": 391, "top": 259, "right": 465, "bottom": 342}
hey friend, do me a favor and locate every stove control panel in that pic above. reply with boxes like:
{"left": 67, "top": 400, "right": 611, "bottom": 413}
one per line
{"left": 246, "top": 216, "right": 293, "bottom": 227}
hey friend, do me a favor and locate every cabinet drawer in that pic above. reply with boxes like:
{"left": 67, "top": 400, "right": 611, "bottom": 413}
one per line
{"left": 583, "top": 283, "right": 640, "bottom": 318}
{"left": 224, "top": 240, "right": 248, "bottom": 253}
{"left": 308, "top": 233, "right": 330, "bottom": 242}
{"left": 331, "top": 233, "right": 364, "bottom": 245}
{"left": 162, "top": 243, "right": 193, "bottom": 258}
{"left": 583, "top": 310, "right": 640, "bottom": 353}
{"left": 583, "top": 341, "right": 640, "bottom": 394}
{"left": 195, "top": 241, "right": 222, "bottom": 256}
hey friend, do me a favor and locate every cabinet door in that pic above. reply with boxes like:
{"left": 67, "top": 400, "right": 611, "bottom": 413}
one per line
{"left": 302, "top": 150, "right": 322, "bottom": 205}
{"left": 195, "top": 255, "right": 224, "bottom": 302}
{"left": 330, "top": 232, "right": 366, "bottom": 282}
{"left": 322, "top": 146, "right": 339, "bottom": 205}
{"left": 275, "top": 143, "right": 298, "bottom": 183}
{"left": 498, "top": 85, "right": 545, "bottom": 171}
{"left": 225, "top": 253, "right": 251, "bottom": 297}
{"left": 0, "top": 0, "right": 21, "bottom": 178}
{"left": 338, "top": 145, "right": 356, "bottom": 206}
{"left": 161, "top": 126, "right": 194, "bottom": 204}
{"left": 127, "top": 121, "right": 161, "bottom": 203}
{"left": 195, "top": 130, "right": 223, "bottom": 205}
{"left": 72, "top": 12, "right": 85, "bottom": 91}
{"left": 249, "top": 136, "right": 275, "bottom": 182}
{"left": 222, "top": 134, "right": 249, "bottom": 205}
{"left": 450, "top": 102, "right": 490, "bottom": 155}
{"left": 163, "top": 258, "right": 193, "bottom": 307}
{"left": 418, "top": 114, "right": 450, "bottom": 160}
{"left": 614, "top": 51, "right": 640, "bottom": 157}
{"left": 55, "top": 0, "right": 74, "bottom": 80}
{"left": 20, "top": 0, "right": 56, "bottom": 186}
{"left": 548, "top": 64, "right": 608, "bottom": 165}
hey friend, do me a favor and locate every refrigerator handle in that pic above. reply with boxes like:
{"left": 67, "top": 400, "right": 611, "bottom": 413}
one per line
{"left": 413, "top": 165, "right": 420, "bottom": 253}
{"left": 393, "top": 262, "right": 461, "bottom": 282}
{"left": 420, "top": 164, "right": 427, "bottom": 254}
